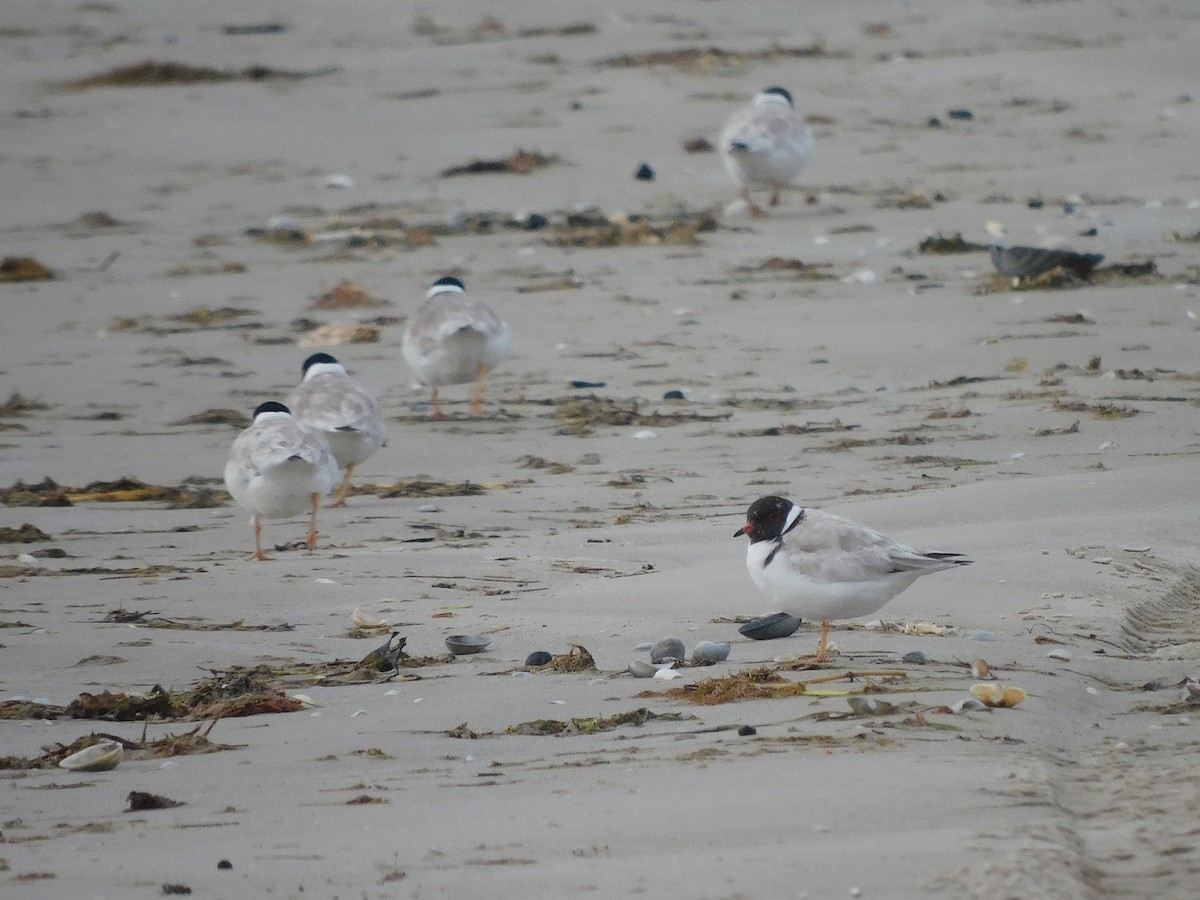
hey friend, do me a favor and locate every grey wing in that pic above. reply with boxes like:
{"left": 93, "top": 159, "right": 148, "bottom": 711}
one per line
{"left": 781, "top": 512, "right": 905, "bottom": 582}
{"left": 248, "top": 421, "right": 328, "bottom": 471}
{"left": 290, "top": 377, "right": 379, "bottom": 433}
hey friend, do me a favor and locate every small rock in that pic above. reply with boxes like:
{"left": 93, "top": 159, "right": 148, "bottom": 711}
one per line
{"left": 650, "top": 637, "right": 686, "bottom": 664}
{"left": 967, "top": 630, "right": 997, "bottom": 641}
{"left": 901, "top": 650, "right": 927, "bottom": 664}
{"left": 525, "top": 651, "right": 553, "bottom": 667}
{"left": 947, "top": 108, "right": 973, "bottom": 120}
{"left": 634, "top": 163, "right": 655, "bottom": 181}
{"left": 663, "top": 390, "right": 685, "bottom": 400}
{"left": 691, "top": 641, "right": 731, "bottom": 663}
{"left": 418, "top": 504, "right": 440, "bottom": 513}
{"left": 217, "top": 860, "right": 233, "bottom": 871}
{"left": 737, "top": 724, "right": 756, "bottom": 736}
{"left": 628, "top": 660, "right": 657, "bottom": 678}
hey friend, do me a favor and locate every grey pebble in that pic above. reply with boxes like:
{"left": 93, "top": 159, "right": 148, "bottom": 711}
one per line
{"left": 650, "top": 637, "right": 686, "bottom": 664}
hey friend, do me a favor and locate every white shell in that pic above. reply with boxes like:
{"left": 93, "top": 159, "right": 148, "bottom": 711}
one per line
{"left": 652, "top": 668, "right": 682, "bottom": 681}
{"left": 951, "top": 698, "right": 989, "bottom": 713}
{"left": 59, "top": 740, "right": 123, "bottom": 772}
{"left": 351, "top": 607, "right": 389, "bottom": 629}
{"left": 1047, "top": 648, "right": 1071, "bottom": 661}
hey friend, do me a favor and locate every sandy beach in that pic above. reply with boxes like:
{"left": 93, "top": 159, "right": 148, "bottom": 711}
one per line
{"left": 2, "top": 1, "right": 1200, "bottom": 897}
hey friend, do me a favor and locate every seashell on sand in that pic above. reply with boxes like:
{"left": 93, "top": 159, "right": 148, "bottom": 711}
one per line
{"left": 628, "top": 660, "right": 657, "bottom": 678}
{"left": 652, "top": 668, "right": 682, "bottom": 681}
{"left": 650, "top": 637, "right": 686, "bottom": 664}
{"left": 971, "top": 658, "right": 992, "bottom": 680}
{"left": 691, "top": 641, "right": 731, "bottom": 664}
{"left": 969, "top": 683, "right": 1027, "bottom": 708}
{"left": 951, "top": 698, "right": 989, "bottom": 713}
{"left": 847, "top": 697, "right": 897, "bottom": 716}
{"left": 59, "top": 740, "right": 123, "bottom": 772}
{"left": 445, "top": 634, "right": 491, "bottom": 655}
{"left": 351, "top": 607, "right": 389, "bottom": 629}
{"left": 738, "top": 613, "right": 801, "bottom": 641}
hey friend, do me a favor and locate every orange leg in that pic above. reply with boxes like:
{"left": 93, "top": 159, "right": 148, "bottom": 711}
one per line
{"left": 305, "top": 492, "right": 320, "bottom": 550}
{"left": 251, "top": 518, "right": 270, "bottom": 561}
{"left": 813, "top": 619, "right": 831, "bottom": 664}
{"left": 469, "top": 363, "right": 490, "bottom": 415}
{"left": 743, "top": 188, "right": 766, "bottom": 217}
{"left": 330, "top": 465, "right": 354, "bottom": 508}
{"left": 430, "top": 387, "right": 445, "bottom": 418}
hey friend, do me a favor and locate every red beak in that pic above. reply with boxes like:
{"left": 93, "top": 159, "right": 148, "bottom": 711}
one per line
{"left": 735, "top": 522, "right": 751, "bottom": 538}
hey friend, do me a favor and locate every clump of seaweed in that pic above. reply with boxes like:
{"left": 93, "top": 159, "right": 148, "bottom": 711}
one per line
{"left": 65, "top": 60, "right": 339, "bottom": 91}
{"left": 440, "top": 149, "right": 559, "bottom": 177}
{"left": 600, "top": 42, "right": 832, "bottom": 70}
{"left": 541, "top": 644, "right": 597, "bottom": 672}
{"left": 314, "top": 280, "right": 387, "bottom": 309}
{"left": 0, "top": 256, "right": 54, "bottom": 281}
{"left": 917, "top": 233, "right": 989, "bottom": 254}
{"left": 506, "top": 708, "right": 683, "bottom": 735}
{"left": 641, "top": 667, "right": 808, "bottom": 705}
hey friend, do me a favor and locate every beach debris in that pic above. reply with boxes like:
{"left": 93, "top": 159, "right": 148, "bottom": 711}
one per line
{"left": 352, "top": 479, "right": 487, "bottom": 498}
{"left": 0, "top": 391, "right": 50, "bottom": 416}
{"left": 162, "top": 885, "right": 193, "bottom": 895}
{"left": 903, "top": 622, "right": 955, "bottom": 637}
{"left": 59, "top": 740, "right": 123, "bottom": 772}
{"left": 901, "top": 650, "right": 928, "bottom": 664}
{"left": 917, "top": 233, "right": 989, "bottom": 254}
{"left": 1047, "top": 648, "right": 1072, "bottom": 661}
{"left": 524, "top": 651, "right": 553, "bottom": 667}
{"left": 0, "top": 523, "right": 52, "bottom": 543}
{"left": 127, "top": 790, "right": 183, "bottom": 811}
{"left": 634, "top": 162, "right": 655, "bottom": 181}
{"left": 103, "top": 609, "right": 293, "bottom": 632}
{"left": 507, "top": 707, "right": 680, "bottom": 736}
{"left": 738, "top": 725, "right": 757, "bottom": 736}
{"left": 360, "top": 633, "right": 409, "bottom": 671}
{"left": 172, "top": 408, "right": 251, "bottom": 428}
{"left": 350, "top": 608, "right": 390, "bottom": 631}
{"left": 650, "top": 637, "right": 686, "bottom": 664}
{"left": 691, "top": 641, "right": 731, "bottom": 664}
{"left": 298, "top": 321, "right": 381, "bottom": 347}
{"left": 1052, "top": 399, "right": 1137, "bottom": 419}
{"left": 967, "top": 630, "right": 997, "bottom": 641}
{"left": 646, "top": 667, "right": 807, "bottom": 705}
{"left": 0, "top": 255, "right": 54, "bottom": 281}
{"left": 553, "top": 396, "right": 729, "bottom": 434}
{"left": 314, "top": 281, "right": 386, "bottom": 309}
{"left": 445, "top": 634, "right": 491, "bottom": 655}
{"left": 951, "top": 698, "right": 989, "bottom": 713}
{"left": 654, "top": 668, "right": 683, "bottom": 680}
{"left": 989, "top": 245, "right": 1104, "bottom": 279}
{"left": 66, "top": 687, "right": 175, "bottom": 721}
{"left": 600, "top": 42, "right": 832, "bottom": 70}
{"left": 846, "top": 697, "right": 898, "bottom": 716}
{"left": 971, "top": 659, "right": 993, "bottom": 680}
{"left": 440, "top": 149, "right": 559, "bottom": 177}
{"left": 628, "top": 660, "right": 657, "bottom": 678}
{"left": 969, "top": 683, "right": 1026, "bottom": 708}
{"left": 683, "top": 137, "right": 715, "bottom": 153}
{"left": 65, "top": 60, "right": 339, "bottom": 91}
{"left": 546, "top": 210, "right": 718, "bottom": 248}
{"left": 738, "top": 612, "right": 802, "bottom": 640}
{"left": 542, "top": 644, "right": 597, "bottom": 672}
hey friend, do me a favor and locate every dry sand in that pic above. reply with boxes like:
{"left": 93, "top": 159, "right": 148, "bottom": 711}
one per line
{"left": 2, "top": 1, "right": 1200, "bottom": 897}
